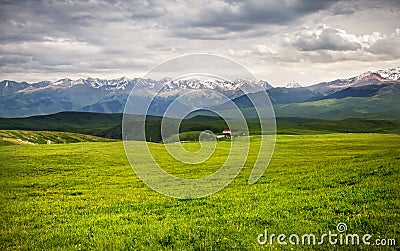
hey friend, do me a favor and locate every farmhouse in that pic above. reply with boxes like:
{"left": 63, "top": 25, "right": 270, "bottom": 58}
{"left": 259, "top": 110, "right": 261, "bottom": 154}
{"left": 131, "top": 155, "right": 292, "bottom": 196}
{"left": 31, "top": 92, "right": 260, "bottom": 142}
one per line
{"left": 222, "top": 129, "right": 231, "bottom": 138}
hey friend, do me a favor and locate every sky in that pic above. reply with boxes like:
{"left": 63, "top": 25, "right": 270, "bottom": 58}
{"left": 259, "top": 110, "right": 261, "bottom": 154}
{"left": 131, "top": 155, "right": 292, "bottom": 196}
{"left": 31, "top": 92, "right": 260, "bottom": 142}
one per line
{"left": 0, "top": 0, "right": 399, "bottom": 87}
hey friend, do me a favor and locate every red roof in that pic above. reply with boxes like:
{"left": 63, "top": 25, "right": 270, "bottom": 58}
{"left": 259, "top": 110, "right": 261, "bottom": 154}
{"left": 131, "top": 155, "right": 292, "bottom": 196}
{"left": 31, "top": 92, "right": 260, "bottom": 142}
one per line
{"left": 222, "top": 130, "right": 231, "bottom": 134}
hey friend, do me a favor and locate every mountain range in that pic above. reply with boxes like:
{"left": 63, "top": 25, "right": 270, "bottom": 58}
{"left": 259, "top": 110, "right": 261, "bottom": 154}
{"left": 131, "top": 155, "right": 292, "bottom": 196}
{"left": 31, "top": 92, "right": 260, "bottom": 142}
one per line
{"left": 0, "top": 67, "right": 399, "bottom": 119}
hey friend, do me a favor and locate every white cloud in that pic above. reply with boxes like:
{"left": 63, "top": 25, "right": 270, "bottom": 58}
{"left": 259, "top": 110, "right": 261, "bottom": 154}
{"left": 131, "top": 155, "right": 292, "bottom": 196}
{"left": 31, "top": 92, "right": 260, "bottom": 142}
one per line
{"left": 367, "top": 28, "right": 400, "bottom": 58}
{"left": 292, "top": 26, "right": 362, "bottom": 51}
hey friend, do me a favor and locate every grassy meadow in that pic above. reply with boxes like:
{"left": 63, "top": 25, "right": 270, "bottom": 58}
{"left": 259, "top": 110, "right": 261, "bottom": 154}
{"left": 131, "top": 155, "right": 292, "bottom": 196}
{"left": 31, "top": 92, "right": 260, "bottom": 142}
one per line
{"left": 0, "top": 133, "right": 399, "bottom": 250}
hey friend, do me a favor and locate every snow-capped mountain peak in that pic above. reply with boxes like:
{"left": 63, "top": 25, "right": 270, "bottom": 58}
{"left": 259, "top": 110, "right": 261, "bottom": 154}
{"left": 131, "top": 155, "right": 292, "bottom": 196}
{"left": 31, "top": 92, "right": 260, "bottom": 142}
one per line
{"left": 306, "top": 66, "right": 399, "bottom": 95}
{"left": 285, "top": 82, "right": 302, "bottom": 88}
{"left": 160, "top": 78, "right": 272, "bottom": 93}
{"left": 54, "top": 78, "right": 73, "bottom": 85}
{"left": 375, "top": 67, "right": 400, "bottom": 81}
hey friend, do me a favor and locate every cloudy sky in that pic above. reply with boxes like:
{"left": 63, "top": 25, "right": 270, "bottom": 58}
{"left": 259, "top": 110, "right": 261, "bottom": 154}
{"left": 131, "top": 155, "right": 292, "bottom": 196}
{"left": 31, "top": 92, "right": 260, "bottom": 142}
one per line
{"left": 0, "top": 0, "right": 399, "bottom": 86}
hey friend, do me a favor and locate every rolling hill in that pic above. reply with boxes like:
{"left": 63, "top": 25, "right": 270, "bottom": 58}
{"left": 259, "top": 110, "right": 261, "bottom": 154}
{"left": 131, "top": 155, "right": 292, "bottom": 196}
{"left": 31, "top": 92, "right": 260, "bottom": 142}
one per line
{"left": 0, "top": 112, "right": 124, "bottom": 139}
{"left": 0, "top": 130, "right": 116, "bottom": 146}
{"left": 274, "top": 82, "right": 400, "bottom": 120}
{"left": 0, "top": 112, "right": 399, "bottom": 144}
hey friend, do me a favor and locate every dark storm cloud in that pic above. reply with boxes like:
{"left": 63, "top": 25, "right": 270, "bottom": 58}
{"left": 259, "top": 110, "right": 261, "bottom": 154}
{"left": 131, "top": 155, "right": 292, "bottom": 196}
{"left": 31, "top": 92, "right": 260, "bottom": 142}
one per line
{"left": 213, "top": 0, "right": 336, "bottom": 25}
{"left": 167, "top": 0, "right": 339, "bottom": 38}
{"left": 0, "top": 0, "right": 155, "bottom": 76}
{"left": 0, "top": 1, "right": 118, "bottom": 43}
{"left": 0, "top": 0, "right": 388, "bottom": 44}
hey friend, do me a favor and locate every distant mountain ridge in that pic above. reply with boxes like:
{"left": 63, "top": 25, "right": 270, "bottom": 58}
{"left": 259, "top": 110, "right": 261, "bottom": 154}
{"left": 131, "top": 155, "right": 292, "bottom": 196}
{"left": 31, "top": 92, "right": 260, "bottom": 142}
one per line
{"left": 307, "top": 67, "right": 400, "bottom": 95}
{"left": 0, "top": 66, "right": 399, "bottom": 118}
{"left": 0, "top": 77, "right": 273, "bottom": 96}
{"left": 309, "top": 84, "right": 390, "bottom": 101}
{"left": 0, "top": 77, "right": 274, "bottom": 117}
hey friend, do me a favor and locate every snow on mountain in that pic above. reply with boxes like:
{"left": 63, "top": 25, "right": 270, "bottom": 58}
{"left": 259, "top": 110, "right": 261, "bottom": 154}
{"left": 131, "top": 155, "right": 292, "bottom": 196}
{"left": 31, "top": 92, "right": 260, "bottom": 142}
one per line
{"left": 375, "top": 67, "right": 400, "bottom": 80}
{"left": 337, "top": 67, "right": 399, "bottom": 85}
{"left": 53, "top": 78, "right": 74, "bottom": 86}
{"left": 255, "top": 80, "right": 273, "bottom": 90}
{"left": 307, "top": 66, "right": 399, "bottom": 95}
{"left": 285, "top": 82, "right": 302, "bottom": 88}
{"left": 161, "top": 78, "right": 272, "bottom": 93}
{"left": 0, "top": 77, "right": 274, "bottom": 117}
{"left": 1, "top": 77, "right": 272, "bottom": 96}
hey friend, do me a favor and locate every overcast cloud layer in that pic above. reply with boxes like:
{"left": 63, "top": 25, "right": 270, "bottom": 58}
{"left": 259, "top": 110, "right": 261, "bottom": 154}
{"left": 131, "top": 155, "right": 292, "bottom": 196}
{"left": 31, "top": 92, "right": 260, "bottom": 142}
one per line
{"left": 0, "top": 0, "right": 399, "bottom": 86}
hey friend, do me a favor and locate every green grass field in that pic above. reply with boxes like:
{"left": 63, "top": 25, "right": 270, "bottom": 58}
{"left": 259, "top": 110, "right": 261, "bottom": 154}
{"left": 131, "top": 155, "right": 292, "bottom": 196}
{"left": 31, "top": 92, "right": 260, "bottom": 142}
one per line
{"left": 1, "top": 134, "right": 399, "bottom": 250}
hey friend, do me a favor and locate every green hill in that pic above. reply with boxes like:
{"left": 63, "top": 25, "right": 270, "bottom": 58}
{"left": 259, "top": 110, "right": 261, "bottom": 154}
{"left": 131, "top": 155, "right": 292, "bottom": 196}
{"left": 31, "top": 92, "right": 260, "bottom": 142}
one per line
{"left": 1, "top": 112, "right": 399, "bottom": 143}
{"left": 0, "top": 112, "right": 124, "bottom": 139}
{"left": 275, "top": 82, "right": 400, "bottom": 120}
{"left": 0, "top": 111, "right": 122, "bottom": 129}
{"left": 0, "top": 130, "right": 116, "bottom": 146}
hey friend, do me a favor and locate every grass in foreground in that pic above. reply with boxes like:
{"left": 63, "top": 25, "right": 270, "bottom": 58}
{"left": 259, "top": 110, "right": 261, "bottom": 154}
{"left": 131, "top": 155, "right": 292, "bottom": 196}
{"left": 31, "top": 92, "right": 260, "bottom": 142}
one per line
{"left": 0, "top": 134, "right": 399, "bottom": 250}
